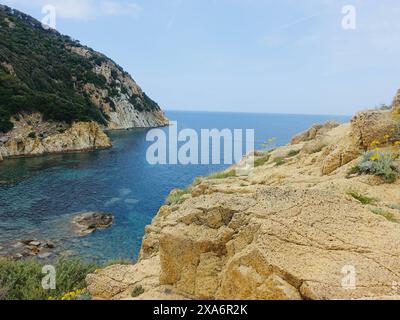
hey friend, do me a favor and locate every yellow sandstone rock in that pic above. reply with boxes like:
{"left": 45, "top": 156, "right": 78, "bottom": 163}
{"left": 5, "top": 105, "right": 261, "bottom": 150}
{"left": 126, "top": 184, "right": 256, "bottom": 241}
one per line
{"left": 86, "top": 92, "right": 400, "bottom": 301}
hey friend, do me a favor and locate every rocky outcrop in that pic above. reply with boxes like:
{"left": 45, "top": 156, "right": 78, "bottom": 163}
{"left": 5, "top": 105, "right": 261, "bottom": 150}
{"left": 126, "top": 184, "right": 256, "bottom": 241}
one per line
{"left": 71, "top": 212, "right": 114, "bottom": 236}
{"left": 81, "top": 59, "right": 169, "bottom": 129}
{"left": 291, "top": 121, "right": 339, "bottom": 145}
{"left": 351, "top": 110, "right": 399, "bottom": 149}
{"left": 86, "top": 94, "right": 400, "bottom": 301}
{"left": 1, "top": 239, "right": 55, "bottom": 260}
{"left": 0, "top": 113, "right": 111, "bottom": 160}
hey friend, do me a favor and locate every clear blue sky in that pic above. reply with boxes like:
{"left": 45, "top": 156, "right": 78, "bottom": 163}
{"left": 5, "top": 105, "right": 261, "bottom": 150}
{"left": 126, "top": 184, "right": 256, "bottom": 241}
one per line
{"left": 3, "top": 0, "right": 400, "bottom": 115}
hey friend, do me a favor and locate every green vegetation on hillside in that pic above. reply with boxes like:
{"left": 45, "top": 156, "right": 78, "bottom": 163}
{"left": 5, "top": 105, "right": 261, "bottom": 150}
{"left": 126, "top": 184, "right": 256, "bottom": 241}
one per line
{"left": 0, "top": 258, "right": 96, "bottom": 300}
{"left": 0, "top": 257, "right": 135, "bottom": 300}
{"left": 0, "top": 6, "right": 160, "bottom": 133}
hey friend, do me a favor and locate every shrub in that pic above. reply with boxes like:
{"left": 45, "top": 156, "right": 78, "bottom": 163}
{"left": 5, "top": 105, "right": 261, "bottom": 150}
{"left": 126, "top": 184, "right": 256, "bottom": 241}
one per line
{"left": 207, "top": 170, "right": 237, "bottom": 180}
{"left": 370, "top": 207, "right": 398, "bottom": 223}
{"left": 166, "top": 189, "right": 189, "bottom": 205}
{"left": 254, "top": 155, "right": 270, "bottom": 168}
{"left": 287, "top": 150, "right": 300, "bottom": 157}
{"left": 347, "top": 191, "right": 377, "bottom": 205}
{"left": 274, "top": 157, "right": 285, "bottom": 166}
{"left": 0, "top": 258, "right": 97, "bottom": 300}
{"left": 131, "top": 285, "right": 145, "bottom": 298}
{"left": 353, "top": 151, "right": 398, "bottom": 183}
{"left": 387, "top": 204, "right": 400, "bottom": 211}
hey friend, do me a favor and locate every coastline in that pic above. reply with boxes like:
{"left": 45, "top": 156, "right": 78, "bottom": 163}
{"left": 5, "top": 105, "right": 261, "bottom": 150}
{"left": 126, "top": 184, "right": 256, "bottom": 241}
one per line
{"left": 85, "top": 104, "right": 400, "bottom": 300}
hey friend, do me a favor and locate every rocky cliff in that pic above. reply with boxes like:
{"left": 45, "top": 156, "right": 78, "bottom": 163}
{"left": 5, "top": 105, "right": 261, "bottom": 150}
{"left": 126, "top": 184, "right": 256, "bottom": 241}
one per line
{"left": 86, "top": 93, "right": 400, "bottom": 300}
{"left": 0, "top": 5, "right": 168, "bottom": 160}
{"left": 0, "top": 113, "right": 111, "bottom": 160}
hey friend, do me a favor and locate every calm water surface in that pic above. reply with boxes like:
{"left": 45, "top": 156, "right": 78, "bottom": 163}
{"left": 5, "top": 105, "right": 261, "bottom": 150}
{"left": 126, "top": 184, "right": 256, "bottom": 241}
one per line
{"left": 0, "top": 111, "right": 348, "bottom": 262}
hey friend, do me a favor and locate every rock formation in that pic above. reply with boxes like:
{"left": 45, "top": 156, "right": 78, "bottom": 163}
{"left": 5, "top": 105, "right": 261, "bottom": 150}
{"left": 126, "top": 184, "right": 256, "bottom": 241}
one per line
{"left": 86, "top": 92, "right": 400, "bottom": 300}
{"left": 0, "top": 113, "right": 111, "bottom": 159}
{"left": 71, "top": 212, "right": 114, "bottom": 236}
{"left": 0, "top": 5, "right": 168, "bottom": 161}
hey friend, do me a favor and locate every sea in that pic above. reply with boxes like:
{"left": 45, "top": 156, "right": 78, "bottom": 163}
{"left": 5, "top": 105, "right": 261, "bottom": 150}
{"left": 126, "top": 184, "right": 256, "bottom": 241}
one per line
{"left": 0, "top": 111, "right": 349, "bottom": 263}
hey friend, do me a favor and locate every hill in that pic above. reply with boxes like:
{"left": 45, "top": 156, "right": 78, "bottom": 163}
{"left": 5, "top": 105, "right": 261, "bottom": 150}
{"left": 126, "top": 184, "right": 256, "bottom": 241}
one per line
{"left": 0, "top": 5, "right": 168, "bottom": 159}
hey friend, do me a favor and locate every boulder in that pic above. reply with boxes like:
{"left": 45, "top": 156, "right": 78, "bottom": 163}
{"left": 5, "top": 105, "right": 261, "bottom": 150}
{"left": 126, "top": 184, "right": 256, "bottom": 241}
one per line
{"left": 72, "top": 212, "right": 114, "bottom": 236}
{"left": 350, "top": 109, "right": 399, "bottom": 149}
{"left": 291, "top": 121, "right": 339, "bottom": 145}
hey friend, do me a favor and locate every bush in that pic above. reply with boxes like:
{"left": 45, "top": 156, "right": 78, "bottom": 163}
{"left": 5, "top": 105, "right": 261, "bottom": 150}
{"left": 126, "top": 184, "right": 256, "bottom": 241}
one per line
{"left": 207, "top": 170, "right": 237, "bottom": 180}
{"left": 274, "top": 157, "right": 286, "bottom": 166}
{"left": 0, "top": 258, "right": 97, "bottom": 300}
{"left": 353, "top": 151, "right": 398, "bottom": 183}
{"left": 166, "top": 189, "right": 189, "bottom": 205}
{"left": 254, "top": 155, "right": 270, "bottom": 168}
{"left": 131, "top": 285, "right": 145, "bottom": 298}
{"left": 347, "top": 191, "right": 377, "bottom": 205}
{"left": 370, "top": 207, "right": 398, "bottom": 223}
{"left": 287, "top": 150, "right": 300, "bottom": 157}
{"left": 388, "top": 204, "right": 400, "bottom": 211}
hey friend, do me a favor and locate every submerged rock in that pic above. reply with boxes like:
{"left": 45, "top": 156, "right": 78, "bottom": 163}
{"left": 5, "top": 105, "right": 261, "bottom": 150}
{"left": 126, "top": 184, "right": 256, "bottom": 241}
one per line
{"left": 72, "top": 212, "right": 114, "bottom": 236}
{"left": 0, "top": 239, "right": 56, "bottom": 260}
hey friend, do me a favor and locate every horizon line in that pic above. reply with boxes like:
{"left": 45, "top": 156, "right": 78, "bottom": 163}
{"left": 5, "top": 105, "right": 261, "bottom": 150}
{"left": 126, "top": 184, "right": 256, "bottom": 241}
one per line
{"left": 163, "top": 108, "right": 352, "bottom": 118}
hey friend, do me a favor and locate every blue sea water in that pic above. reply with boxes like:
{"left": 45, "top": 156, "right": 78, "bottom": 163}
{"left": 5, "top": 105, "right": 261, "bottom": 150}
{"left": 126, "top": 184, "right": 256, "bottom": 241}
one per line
{"left": 0, "top": 111, "right": 349, "bottom": 262}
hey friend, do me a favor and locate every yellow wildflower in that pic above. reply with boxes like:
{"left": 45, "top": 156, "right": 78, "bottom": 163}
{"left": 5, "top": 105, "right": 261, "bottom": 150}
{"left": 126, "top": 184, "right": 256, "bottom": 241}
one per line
{"left": 370, "top": 140, "right": 380, "bottom": 147}
{"left": 384, "top": 134, "right": 390, "bottom": 140}
{"left": 369, "top": 154, "right": 380, "bottom": 161}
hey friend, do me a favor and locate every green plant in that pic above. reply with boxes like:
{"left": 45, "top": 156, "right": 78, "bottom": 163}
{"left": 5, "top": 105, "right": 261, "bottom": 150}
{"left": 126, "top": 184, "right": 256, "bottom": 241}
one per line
{"left": 287, "top": 150, "right": 300, "bottom": 157}
{"left": 370, "top": 207, "right": 398, "bottom": 222}
{"left": 207, "top": 170, "right": 236, "bottom": 180}
{"left": 347, "top": 191, "right": 378, "bottom": 205}
{"left": 347, "top": 165, "right": 361, "bottom": 176}
{"left": 131, "top": 285, "right": 145, "bottom": 298}
{"left": 387, "top": 204, "right": 400, "bottom": 211}
{"left": 254, "top": 155, "right": 270, "bottom": 168}
{"left": 353, "top": 151, "right": 398, "bottom": 183}
{"left": 166, "top": 189, "right": 189, "bottom": 205}
{"left": 0, "top": 258, "right": 97, "bottom": 300}
{"left": 274, "top": 157, "right": 285, "bottom": 166}
{"left": 192, "top": 177, "right": 202, "bottom": 187}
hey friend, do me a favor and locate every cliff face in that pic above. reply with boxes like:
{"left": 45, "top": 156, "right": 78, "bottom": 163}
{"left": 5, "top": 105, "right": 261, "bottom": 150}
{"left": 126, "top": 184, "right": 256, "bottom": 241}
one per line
{"left": 0, "top": 113, "right": 111, "bottom": 159}
{"left": 86, "top": 94, "right": 400, "bottom": 300}
{"left": 0, "top": 5, "right": 168, "bottom": 160}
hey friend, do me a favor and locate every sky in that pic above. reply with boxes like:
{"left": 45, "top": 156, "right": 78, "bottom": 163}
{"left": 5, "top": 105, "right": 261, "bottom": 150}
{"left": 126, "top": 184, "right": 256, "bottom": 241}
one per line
{"left": 2, "top": 0, "right": 400, "bottom": 115}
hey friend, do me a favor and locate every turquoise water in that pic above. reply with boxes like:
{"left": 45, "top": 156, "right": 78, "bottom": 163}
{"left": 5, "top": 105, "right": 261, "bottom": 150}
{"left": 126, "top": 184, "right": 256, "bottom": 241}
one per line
{"left": 0, "top": 111, "right": 348, "bottom": 262}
